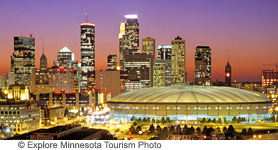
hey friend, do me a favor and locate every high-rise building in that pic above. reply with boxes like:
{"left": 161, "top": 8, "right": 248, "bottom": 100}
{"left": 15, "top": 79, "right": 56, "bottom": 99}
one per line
{"left": 142, "top": 37, "right": 155, "bottom": 59}
{"left": 157, "top": 45, "right": 172, "bottom": 60}
{"left": 40, "top": 53, "right": 47, "bottom": 69}
{"left": 124, "top": 53, "right": 153, "bottom": 87}
{"left": 262, "top": 69, "right": 278, "bottom": 87}
{"left": 95, "top": 70, "right": 120, "bottom": 98}
{"left": 0, "top": 76, "right": 5, "bottom": 90}
{"left": 225, "top": 62, "right": 232, "bottom": 86}
{"left": 119, "top": 14, "right": 139, "bottom": 71}
{"left": 194, "top": 46, "right": 211, "bottom": 86}
{"left": 11, "top": 35, "right": 35, "bottom": 87}
{"left": 80, "top": 22, "right": 95, "bottom": 92}
{"left": 53, "top": 47, "right": 78, "bottom": 69}
{"left": 153, "top": 60, "right": 171, "bottom": 86}
{"left": 171, "top": 36, "right": 186, "bottom": 86}
{"left": 107, "top": 55, "right": 117, "bottom": 71}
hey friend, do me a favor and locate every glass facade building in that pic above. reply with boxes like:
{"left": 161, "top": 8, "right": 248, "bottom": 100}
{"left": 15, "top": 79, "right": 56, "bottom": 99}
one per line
{"left": 194, "top": 46, "right": 211, "bottom": 86}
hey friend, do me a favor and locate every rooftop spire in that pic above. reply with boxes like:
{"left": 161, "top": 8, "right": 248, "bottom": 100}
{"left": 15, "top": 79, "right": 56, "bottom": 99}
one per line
{"left": 43, "top": 38, "right": 45, "bottom": 54}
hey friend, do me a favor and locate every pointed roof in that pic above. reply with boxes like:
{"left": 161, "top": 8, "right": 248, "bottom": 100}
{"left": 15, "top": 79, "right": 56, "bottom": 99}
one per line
{"left": 59, "top": 47, "right": 72, "bottom": 53}
{"left": 225, "top": 61, "right": 231, "bottom": 69}
{"left": 40, "top": 53, "right": 46, "bottom": 59}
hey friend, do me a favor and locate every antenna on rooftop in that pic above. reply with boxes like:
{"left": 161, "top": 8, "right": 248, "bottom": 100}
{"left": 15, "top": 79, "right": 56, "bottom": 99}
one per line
{"left": 43, "top": 38, "right": 45, "bottom": 54}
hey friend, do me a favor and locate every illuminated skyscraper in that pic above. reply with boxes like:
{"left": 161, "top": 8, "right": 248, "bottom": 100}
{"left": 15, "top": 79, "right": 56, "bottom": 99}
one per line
{"left": 157, "top": 45, "right": 172, "bottom": 60}
{"left": 153, "top": 60, "right": 171, "bottom": 86}
{"left": 194, "top": 46, "right": 211, "bottom": 86}
{"left": 225, "top": 62, "right": 232, "bottom": 86}
{"left": 53, "top": 47, "right": 78, "bottom": 69}
{"left": 171, "top": 36, "right": 186, "bottom": 86}
{"left": 80, "top": 22, "right": 95, "bottom": 92}
{"left": 107, "top": 54, "right": 117, "bottom": 71}
{"left": 119, "top": 14, "right": 139, "bottom": 71}
{"left": 142, "top": 37, "right": 155, "bottom": 59}
{"left": 11, "top": 35, "right": 35, "bottom": 87}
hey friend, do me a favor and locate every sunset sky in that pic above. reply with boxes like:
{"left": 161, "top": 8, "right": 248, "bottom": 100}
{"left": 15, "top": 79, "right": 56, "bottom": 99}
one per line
{"left": 0, "top": 0, "right": 277, "bottom": 82}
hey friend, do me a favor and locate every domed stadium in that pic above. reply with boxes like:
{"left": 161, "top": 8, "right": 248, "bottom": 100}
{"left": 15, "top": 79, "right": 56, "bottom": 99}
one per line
{"left": 107, "top": 86, "right": 273, "bottom": 122}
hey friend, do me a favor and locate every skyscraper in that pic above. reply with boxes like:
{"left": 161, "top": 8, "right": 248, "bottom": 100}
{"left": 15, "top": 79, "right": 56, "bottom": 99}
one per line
{"left": 80, "top": 22, "right": 95, "bottom": 92}
{"left": 142, "top": 37, "right": 155, "bottom": 59}
{"left": 157, "top": 45, "right": 172, "bottom": 60}
{"left": 153, "top": 60, "right": 171, "bottom": 86}
{"left": 225, "top": 62, "right": 232, "bottom": 86}
{"left": 171, "top": 36, "right": 186, "bottom": 86}
{"left": 40, "top": 53, "right": 47, "bottom": 69}
{"left": 53, "top": 47, "right": 78, "bottom": 69}
{"left": 107, "top": 54, "right": 117, "bottom": 71}
{"left": 194, "top": 46, "right": 211, "bottom": 86}
{"left": 11, "top": 35, "right": 35, "bottom": 87}
{"left": 119, "top": 14, "right": 139, "bottom": 71}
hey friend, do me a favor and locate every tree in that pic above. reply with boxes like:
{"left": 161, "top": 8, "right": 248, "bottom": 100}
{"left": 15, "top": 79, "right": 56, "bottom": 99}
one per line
{"left": 156, "top": 119, "right": 160, "bottom": 123}
{"left": 143, "top": 117, "right": 147, "bottom": 122}
{"left": 129, "top": 126, "right": 135, "bottom": 133}
{"left": 169, "top": 125, "right": 175, "bottom": 134}
{"left": 151, "top": 118, "right": 155, "bottom": 123}
{"left": 223, "top": 117, "right": 228, "bottom": 124}
{"left": 176, "top": 125, "right": 181, "bottom": 134}
{"left": 156, "top": 125, "right": 162, "bottom": 133}
{"left": 161, "top": 127, "right": 168, "bottom": 139}
{"left": 183, "top": 125, "right": 188, "bottom": 134}
{"left": 190, "top": 126, "right": 195, "bottom": 134}
{"left": 161, "top": 117, "right": 166, "bottom": 123}
{"left": 242, "top": 128, "right": 247, "bottom": 135}
{"left": 196, "top": 127, "right": 201, "bottom": 133}
{"left": 242, "top": 117, "right": 246, "bottom": 122}
{"left": 147, "top": 117, "right": 150, "bottom": 122}
{"left": 215, "top": 127, "right": 221, "bottom": 133}
{"left": 138, "top": 118, "right": 142, "bottom": 122}
{"left": 149, "top": 124, "right": 155, "bottom": 133}
{"left": 135, "top": 125, "right": 142, "bottom": 133}
{"left": 213, "top": 118, "right": 217, "bottom": 123}
{"left": 202, "top": 126, "right": 208, "bottom": 134}
{"left": 237, "top": 117, "right": 241, "bottom": 123}
{"left": 64, "top": 108, "right": 69, "bottom": 116}
{"left": 248, "top": 127, "right": 253, "bottom": 135}
{"left": 201, "top": 117, "right": 206, "bottom": 123}
{"left": 208, "top": 118, "right": 212, "bottom": 123}
{"left": 232, "top": 116, "right": 238, "bottom": 123}
{"left": 227, "top": 125, "right": 236, "bottom": 138}
{"left": 131, "top": 116, "right": 136, "bottom": 121}
{"left": 166, "top": 117, "right": 171, "bottom": 123}
{"left": 218, "top": 118, "right": 222, "bottom": 123}
{"left": 223, "top": 127, "right": 227, "bottom": 133}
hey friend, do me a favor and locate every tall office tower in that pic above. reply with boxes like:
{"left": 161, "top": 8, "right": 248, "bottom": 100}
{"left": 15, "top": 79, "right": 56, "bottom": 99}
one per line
{"left": 142, "top": 37, "right": 155, "bottom": 59}
{"left": 11, "top": 35, "right": 35, "bottom": 87}
{"left": 53, "top": 47, "right": 78, "bottom": 69}
{"left": 225, "top": 62, "right": 232, "bottom": 86}
{"left": 157, "top": 45, "right": 172, "bottom": 60}
{"left": 193, "top": 46, "right": 211, "bottom": 86}
{"left": 171, "top": 36, "right": 186, "bottom": 86}
{"left": 119, "top": 14, "right": 139, "bottom": 71}
{"left": 6, "top": 72, "right": 15, "bottom": 87}
{"left": 262, "top": 69, "right": 278, "bottom": 86}
{"left": 40, "top": 53, "right": 47, "bottom": 69}
{"left": 80, "top": 22, "right": 95, "bottom": 92}
{"left": 153, "top": 60, "right": 172, "bottom": 86}
{"left": 124, "top": 53, "right": 153, "bottom": 87}
{"left": 107, "top": 54, "right": 117, "bottom": 71}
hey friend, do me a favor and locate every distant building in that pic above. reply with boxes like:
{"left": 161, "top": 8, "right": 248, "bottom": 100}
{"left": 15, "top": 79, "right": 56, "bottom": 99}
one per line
{"left": 30, "top": 67, "right": 76, "bottom": 95}
{"left": 0, "top": 84, "right": 40, "bottom": 135}
{"left": 157, "top": 45, "right": 172, "bottom": 60}
{"left": 142, "top": 37, "right": 155, "bottom": 59}
{"left": 124, "top": 80, "right": 146, "bottom": 92}
{"left": 6, "top": 72, "right": 15, "bottom": 88}
{"left": 107, "top": 55, "right": 117, "bottom": 71}
{"left": 153, "top": 60, "right": 171, "bottom": 86}
{"left": 124, "top": 53, "right": 153, "bottom": 87}
{"left": 262, "top": 69, "right": 278, "bottom": 87}
{"left": 95, "top": 70, "right": 120, "bottom": 98}
{"left": 225, "top": 62, "right": 232, "bottom": 86}
{"left": 194, "top": 46, "right": 211, "bottom": 86}
{"left": 81, "top": 22, "right": 95, "bottom": 92}
{"left": 11, "top": 35, "right": 35, "bottom": 87}
{"left": 0, "top": 76, "right": 5, "bottom": 90}
{"left": 171, "top": 36, "right": 186, "bottom": 86}
{"left": 53, "top": 47, "right": 78, "bottom": 69}
{"left": 40, "top": 53, "right": 47, "bottom": 69}
{"left": 119, "top": 14, "right": 140, "bottom": 71}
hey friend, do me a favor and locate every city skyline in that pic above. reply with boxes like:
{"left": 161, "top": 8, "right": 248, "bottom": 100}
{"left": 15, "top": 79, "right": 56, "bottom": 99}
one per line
{"left": 0, "top": 0, "right": 278, "bottom": 82}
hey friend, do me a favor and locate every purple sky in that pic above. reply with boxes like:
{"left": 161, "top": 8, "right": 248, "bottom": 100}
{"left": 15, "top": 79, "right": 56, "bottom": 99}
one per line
{"left": 0, "top": 0, "right": 277, "bottom": 82}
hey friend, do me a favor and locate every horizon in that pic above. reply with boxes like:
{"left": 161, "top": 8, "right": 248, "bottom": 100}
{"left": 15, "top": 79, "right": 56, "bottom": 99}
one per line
{"left": 0, "top": 0, "right": 278, "bottom": 82}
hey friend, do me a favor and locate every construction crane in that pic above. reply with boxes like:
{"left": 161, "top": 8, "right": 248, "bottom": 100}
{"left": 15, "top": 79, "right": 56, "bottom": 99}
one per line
{"left": 263, "top": 62, "right": 278, "bottom": 72}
